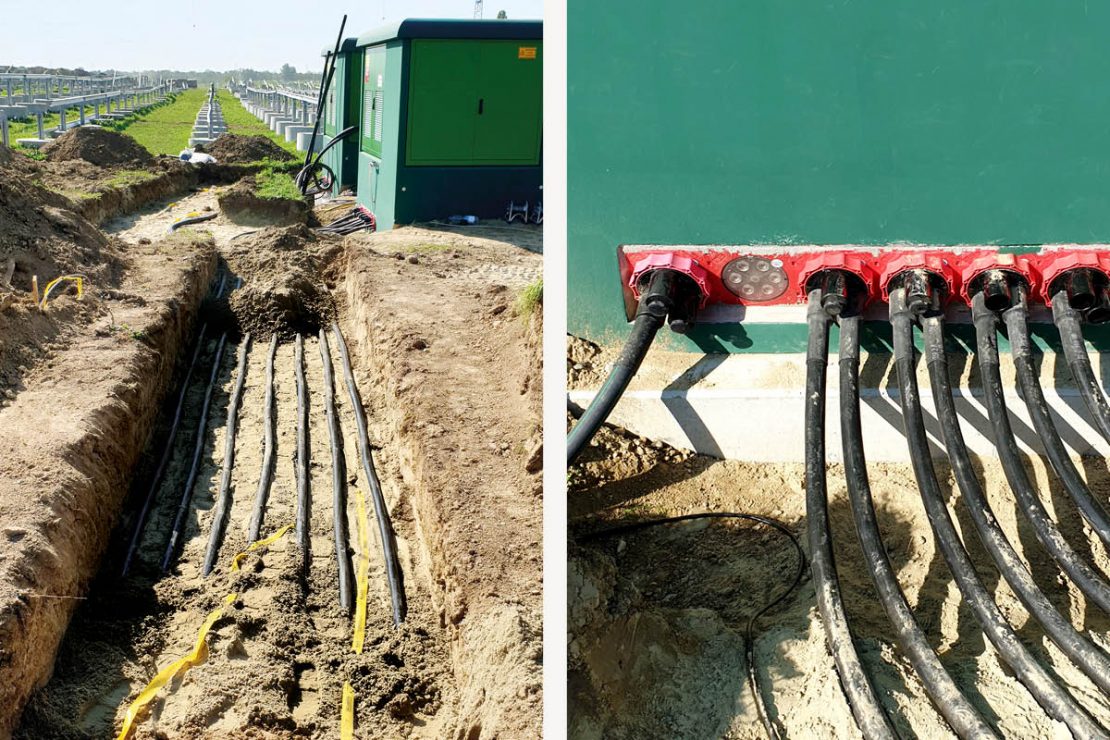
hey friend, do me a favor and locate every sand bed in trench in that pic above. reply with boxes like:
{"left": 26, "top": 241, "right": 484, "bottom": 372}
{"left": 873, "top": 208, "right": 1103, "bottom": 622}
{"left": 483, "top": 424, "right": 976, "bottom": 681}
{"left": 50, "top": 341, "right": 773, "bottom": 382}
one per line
{"left": 569, "top": 415, "right": 1110, "bottom": 738}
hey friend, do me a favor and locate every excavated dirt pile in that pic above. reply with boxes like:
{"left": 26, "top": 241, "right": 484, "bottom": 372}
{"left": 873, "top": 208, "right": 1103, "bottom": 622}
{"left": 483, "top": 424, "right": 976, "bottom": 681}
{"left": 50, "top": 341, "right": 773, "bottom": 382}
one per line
{"left": 43, "top": 126, "right": 154, "bottom": 167}
{"left": 201, "top": 134, "right": 294, "bottom": 163}
{"left": 224, "top": 224, "right": 338, "bottom": 339}
{"left": 217, "top": 176, "right": 309, "bottom": 226}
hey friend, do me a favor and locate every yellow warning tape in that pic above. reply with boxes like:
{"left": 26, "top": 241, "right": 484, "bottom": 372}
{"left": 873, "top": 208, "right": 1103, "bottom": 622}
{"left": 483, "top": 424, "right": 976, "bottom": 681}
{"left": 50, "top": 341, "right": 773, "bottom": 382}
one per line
{"left": 231, "top": 523, "right": 294, "bottom": 572}
{"left": 116, "top": 593, "right": 237, "bottom": 740}
{"left": 39, "top": 275, "right": 84, "bottom": 308}
{"left": 341, "top": 681, "right": 356, "bottom": 739}
{"left": 352, "top": 488, "right": 371, "bottom": 655}
{"left": 116, "top": 525, "right": 292, "bottom": 739}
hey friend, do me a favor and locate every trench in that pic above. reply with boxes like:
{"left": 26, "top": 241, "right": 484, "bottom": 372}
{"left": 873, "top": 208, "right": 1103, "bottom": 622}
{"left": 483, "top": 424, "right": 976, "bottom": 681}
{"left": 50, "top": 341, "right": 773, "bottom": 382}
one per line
{"left": 8, "top": 190, "right": 489, "bottom": 739}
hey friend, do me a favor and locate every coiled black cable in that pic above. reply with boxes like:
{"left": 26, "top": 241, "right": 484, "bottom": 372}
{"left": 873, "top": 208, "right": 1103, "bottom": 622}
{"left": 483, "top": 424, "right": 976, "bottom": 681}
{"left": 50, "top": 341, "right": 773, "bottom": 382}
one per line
{"left": 579, "top": 512, "right": 806, "bottom": 740}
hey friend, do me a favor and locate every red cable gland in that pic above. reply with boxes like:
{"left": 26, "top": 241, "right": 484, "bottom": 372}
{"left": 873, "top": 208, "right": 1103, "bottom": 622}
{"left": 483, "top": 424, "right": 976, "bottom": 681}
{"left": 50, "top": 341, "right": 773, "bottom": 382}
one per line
{"left": 628, "top": 252, "right": 712, "bottom": 308}
{"left": 879, "top": 253, "right": 957, "bottom": 304}
{"left": 795, "top": 252, "right": 877, "bottom": 305}
{"left": 1035, "top": 251, "right": 1110, "bottom": 305}
{"left": 959, "top": 253, "right": 1036, "bottom": 304}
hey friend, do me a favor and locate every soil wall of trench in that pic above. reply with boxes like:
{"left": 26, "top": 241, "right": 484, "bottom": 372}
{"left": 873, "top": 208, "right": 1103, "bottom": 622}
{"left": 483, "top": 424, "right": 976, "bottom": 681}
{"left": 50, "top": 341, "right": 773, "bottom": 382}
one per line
{"left": 0, "top": 235, "right": 217, "bottom": 737}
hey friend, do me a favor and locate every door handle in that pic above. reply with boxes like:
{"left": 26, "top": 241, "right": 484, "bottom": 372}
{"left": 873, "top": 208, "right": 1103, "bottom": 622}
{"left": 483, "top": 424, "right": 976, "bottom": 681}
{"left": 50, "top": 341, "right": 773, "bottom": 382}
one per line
{"left": 478, "top": 98, "right": 484, "bottom": 115}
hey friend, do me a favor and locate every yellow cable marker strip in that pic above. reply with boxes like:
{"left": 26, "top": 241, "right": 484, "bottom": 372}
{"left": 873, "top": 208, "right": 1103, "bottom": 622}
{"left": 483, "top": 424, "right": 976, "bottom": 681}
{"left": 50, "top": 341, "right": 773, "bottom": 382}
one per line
{"left": 231, "top": 523, "right": 294, "bottom": 572}
{"left": 116, "top": 592, "right": 237, "bottom": 740}
{"left": 39, "top": 275, "right": 84, "bottom": 308}
{"left": 352, "top": 488, "right": 371, "bottom": 654}
{"left": 117, "top": 525, "right": 292, "bottom": 739}
{"left": 341, "top": 681, "right": 356, "bottom": 740}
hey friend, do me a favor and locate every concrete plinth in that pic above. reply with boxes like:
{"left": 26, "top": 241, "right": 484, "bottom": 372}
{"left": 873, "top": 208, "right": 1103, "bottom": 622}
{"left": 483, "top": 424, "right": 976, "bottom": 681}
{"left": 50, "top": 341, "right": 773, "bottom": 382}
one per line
{"left": 295, "top": 131, "right": 320, "bottom": 152}
{"left": 284, "top": 125, "right": 312, "bottom": 142}
{"left": 15, "top": 138, "right": 48, "bottom": 148}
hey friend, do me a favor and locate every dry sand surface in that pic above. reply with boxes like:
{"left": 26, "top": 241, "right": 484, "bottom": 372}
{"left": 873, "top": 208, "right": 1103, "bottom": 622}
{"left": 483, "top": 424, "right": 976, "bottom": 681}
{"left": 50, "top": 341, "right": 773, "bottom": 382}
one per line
{"left": 569, "top": 403, "right": 1110, "bottom": 738}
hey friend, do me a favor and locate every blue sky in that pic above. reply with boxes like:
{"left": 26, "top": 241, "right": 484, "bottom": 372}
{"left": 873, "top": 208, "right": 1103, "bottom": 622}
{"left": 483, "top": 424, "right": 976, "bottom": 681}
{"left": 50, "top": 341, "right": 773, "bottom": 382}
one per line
{"left": 0, "top": 0, "right": 544, "bottom": 72}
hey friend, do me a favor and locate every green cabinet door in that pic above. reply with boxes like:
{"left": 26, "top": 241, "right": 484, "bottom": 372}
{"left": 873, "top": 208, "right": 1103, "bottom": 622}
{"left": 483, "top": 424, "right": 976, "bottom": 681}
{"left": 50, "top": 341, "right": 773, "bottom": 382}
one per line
{"left": 473, "top": 40, "right": 542, "bottom": 164}
{"left": 361, "top": 46, "right": 386, "bottom": 157}
{"left": 406, "top": 40, "right": 481, "bottom": 164}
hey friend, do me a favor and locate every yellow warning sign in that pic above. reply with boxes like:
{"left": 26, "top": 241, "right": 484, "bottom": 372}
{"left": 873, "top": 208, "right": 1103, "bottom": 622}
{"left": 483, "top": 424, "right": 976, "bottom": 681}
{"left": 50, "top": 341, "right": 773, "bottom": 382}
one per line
{"left": 518, "top": 46, "right": 537, "bottom": 60}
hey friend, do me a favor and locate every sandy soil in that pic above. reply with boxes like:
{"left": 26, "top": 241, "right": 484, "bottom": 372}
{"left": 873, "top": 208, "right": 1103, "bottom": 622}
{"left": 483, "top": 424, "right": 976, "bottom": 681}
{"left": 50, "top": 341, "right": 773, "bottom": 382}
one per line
{"left": 10, "top": 189, "right": 544, "bottom": 738}
{"left": 569, "top": 402, "right": 1110, "bottom": 738}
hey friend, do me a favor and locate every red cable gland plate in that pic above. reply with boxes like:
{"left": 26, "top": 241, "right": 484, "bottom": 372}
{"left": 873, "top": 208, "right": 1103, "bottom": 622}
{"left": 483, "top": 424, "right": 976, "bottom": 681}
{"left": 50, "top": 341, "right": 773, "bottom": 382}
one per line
{"left": 878, "top": 253, "right": 958, "bottom": 304}
{"left": 795, "top": 252, "right": 877, "bottom": 305}
{"left": 959, "top": 253, "right": 1036, "bottom": 304}
{"left": 1035, "top": 251, "right": 1110, "bottom": 305}
{"left": 628, "top": 252, "right": 712, "bottom": 308}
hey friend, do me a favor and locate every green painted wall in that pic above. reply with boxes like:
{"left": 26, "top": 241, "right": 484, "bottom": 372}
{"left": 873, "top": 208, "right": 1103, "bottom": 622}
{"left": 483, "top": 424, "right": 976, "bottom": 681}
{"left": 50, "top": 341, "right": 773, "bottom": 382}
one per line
{"left": 568, "top": 2, "right": 1110, "bottom": 351}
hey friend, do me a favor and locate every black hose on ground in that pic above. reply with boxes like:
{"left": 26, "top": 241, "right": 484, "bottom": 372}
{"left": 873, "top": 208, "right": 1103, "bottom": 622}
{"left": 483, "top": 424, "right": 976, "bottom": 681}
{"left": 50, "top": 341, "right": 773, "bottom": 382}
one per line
{"left": 838, "top": 314, "right": 995, "bottom": 739}
{"left": 1004, "top": 288, "right": 1110, "bottom": 547}
{"left": 332, "top": 323, "right": 406, "bottom": 626}
{"left": 805, "top": 289, "right": 896, "bottom": 740}
{"left": 162, "top": 333, "right": 228, "bottom": 572}
{"left": 294, "top": 334, "right": 311, "bottom": 583}
{"left": 579, "top": 512, "right": 806, "bottom": 740}
{"left": 121, "top": 323, "right": 208, "bottom": 576}
{"left": 248, "top": 335, "right": 278, "bottom": 541}
{"left": 972, "top": 292, "right": 1110, "bottom": 614}
{"left": 168, "top": 211, "right": 218, "bottom": 232}
{"left": 893, "top": 289, "right": 1106, "bottom": 737}
{"left": 202, "top": 334, "right": 251, "bottom": 576}
{"left": 923, "top": 314, "right": 1110, "bottom": 695}
{"left": 319, "top": 329, "right": 353, "bottom": 611}
{"left": 1052, "top": 291, "right": 1110, "bottom": 444}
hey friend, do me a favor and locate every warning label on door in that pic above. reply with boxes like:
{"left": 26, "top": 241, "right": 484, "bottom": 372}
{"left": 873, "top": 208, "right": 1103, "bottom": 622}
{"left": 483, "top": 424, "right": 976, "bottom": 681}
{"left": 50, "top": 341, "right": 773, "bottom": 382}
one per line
{"left": 518, "top": 46, "right": 537, "bottom": 59}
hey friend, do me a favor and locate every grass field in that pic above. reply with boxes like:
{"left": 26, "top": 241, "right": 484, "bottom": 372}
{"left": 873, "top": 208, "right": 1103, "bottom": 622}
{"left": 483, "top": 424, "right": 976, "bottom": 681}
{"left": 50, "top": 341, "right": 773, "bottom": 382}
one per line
{"left": 216, "top": 90, "right": 300, "bottom": 156}
{"left": 115, "top": 88, "right": 206, "bottom": 156}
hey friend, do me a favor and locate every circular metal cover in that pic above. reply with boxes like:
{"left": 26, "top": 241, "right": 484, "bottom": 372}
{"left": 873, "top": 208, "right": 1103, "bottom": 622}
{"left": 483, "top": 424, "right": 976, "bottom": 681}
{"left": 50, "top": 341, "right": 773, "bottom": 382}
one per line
{"left": 721, "top": 256, "right": 789, "bottom": 301}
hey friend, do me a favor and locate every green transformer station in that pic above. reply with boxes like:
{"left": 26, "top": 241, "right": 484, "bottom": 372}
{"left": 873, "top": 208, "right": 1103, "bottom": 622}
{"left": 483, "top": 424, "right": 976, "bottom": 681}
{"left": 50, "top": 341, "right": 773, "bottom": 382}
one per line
{"left": 322, "top": 19, "right": 542, "bottom": 230}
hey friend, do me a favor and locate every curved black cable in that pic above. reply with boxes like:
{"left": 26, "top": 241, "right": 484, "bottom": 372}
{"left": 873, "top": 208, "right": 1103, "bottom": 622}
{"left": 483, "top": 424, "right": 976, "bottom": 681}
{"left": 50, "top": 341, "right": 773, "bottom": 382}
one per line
{"left": 1052, "top": 291, "right": 1110, "bottom": 444}
{"left": 567, "top": 310, "right": 664, "bottom": 464}
{"left": 972, "top": 293, "right": 1110, "bottom": 614}
{"left": 893, "top": 289, "right": 1105, "bottom": 737}
{"left": 1004, "top": 289, "right": 1110, "bottom": 547}
{"left": 923, "top": 314, "right": 1110, "bottom": 695}
{"left": 579, "top": 512, "right": 806, "bottom": 740}
{"left": 805, "top": 290, "right": 897, "bottom": 740}
{"left": 319, "top": 329, "right": 353, "bottom": 611}
{"left": 248, "top": 334, "right": 278, "bottom": 541}
{"left": 839, "top": 314, "right": 996, "bottom": 739}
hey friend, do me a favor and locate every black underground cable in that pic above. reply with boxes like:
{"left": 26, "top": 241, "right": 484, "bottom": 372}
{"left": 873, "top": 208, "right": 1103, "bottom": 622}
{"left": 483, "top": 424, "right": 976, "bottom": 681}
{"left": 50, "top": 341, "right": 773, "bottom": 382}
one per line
{"left": 320, "top": 329, "right": 353, "bottom": 611}
{"left": 579, "top": 512, "right": 805, "bottom": 740}
{"left": 838, "top": 314, "right": 995, "bottom": 739}
{"left": 122, "top": 323, "right": 208, "bottom": 576}
{"left": 893, "top": 289, "right": 1106, "bottom": 738}
{"left": 972, "top": 293, "right": 1110, "bottom": 614}
{"left": 1052, "top": 291, "right": 1110, "bottom": 444}
{"left": 294, "top": 334, "right": 311, "bottom": 583}
{"left": 1005, "top": 289, "right": 1110, "bottom": 547}
{"left": 168, "top": 211, "right": 218, "bottom": 232}
{"left": 567, "top": 310, "right": 664, "bottom": 465}
{"left": 332, "top": 323, "right": 406, "bottom": 626}
{"left": 923, "top": 314, "right": 1110, "bottom": 695}
{"left": 202, "top": 334, "right": 251, "bottom": 576}
{"left": 162, "top": 333, "right": 227, "bottom": 572}
{"left": 805, "top": 290, "right": 897, "bottom": 740}
{"left": 248, "top": 335, "right": 278, "bottom": 542}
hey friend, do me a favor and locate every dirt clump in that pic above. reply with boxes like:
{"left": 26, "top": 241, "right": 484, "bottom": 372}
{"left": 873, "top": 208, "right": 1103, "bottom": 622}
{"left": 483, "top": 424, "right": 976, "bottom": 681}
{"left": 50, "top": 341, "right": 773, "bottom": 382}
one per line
{"left": 217, "top": 176, "right": 309, "bottom": 226}
{"left": 201, "top": 134, "right": 294, "bottom": 163}
{"left": 223, "top": 224, "right": 338, "bottom": 338}
{"left": 42, "top": 126, "right": 153, "bottom": 167}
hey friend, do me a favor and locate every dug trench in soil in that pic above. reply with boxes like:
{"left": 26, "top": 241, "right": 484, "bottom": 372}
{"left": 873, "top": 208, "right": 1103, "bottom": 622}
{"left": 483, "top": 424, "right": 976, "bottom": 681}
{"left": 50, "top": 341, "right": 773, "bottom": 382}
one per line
{"left": 568, "top": 365, "right": 1110, "bottom": 739}
{"left": 11, "top": 187, "right": 543, "bottom": 738}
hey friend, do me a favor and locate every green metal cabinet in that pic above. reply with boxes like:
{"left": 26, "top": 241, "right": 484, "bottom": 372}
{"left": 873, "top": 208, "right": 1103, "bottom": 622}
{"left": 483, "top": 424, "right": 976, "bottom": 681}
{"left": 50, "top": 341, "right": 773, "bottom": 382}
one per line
{"left": 569, "top": 1, "right": 1110, "bottom": 352}
{"left": 319, "top": 40, "right": 361, "bottom": 195}
{"left": 344, "top": 19, "right": 542, "bottom": 229}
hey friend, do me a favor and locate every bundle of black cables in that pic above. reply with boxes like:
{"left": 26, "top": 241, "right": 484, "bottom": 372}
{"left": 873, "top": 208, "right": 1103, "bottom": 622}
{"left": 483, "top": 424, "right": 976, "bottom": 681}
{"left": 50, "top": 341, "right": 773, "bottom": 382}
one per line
{"left": 316, "top": 204, "right": 376, "bottom": 236}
